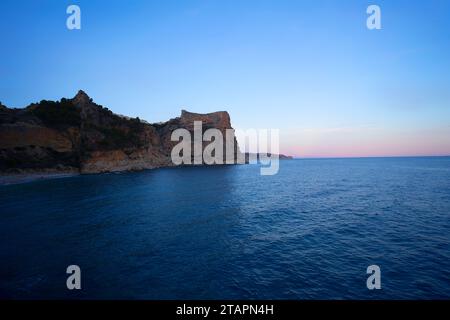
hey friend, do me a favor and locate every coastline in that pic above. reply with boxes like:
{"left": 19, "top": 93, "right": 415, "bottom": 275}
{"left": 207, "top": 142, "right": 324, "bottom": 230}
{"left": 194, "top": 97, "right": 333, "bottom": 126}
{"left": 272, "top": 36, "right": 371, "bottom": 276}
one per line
{"left": 0, "top": 155, "right": 295, "bottom": 186}
{"left": 0, "top": 170, "right": 80, "bottom": 186}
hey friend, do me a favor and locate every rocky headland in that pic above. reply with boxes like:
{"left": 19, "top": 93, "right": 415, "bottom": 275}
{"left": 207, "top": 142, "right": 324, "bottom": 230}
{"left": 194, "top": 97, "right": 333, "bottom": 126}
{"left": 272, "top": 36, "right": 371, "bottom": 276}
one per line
{"left": 0, "top": 90, "right": 240, "bottom": 176}
{"left": 0, "top": 91, "right": 292, "bottom": 183}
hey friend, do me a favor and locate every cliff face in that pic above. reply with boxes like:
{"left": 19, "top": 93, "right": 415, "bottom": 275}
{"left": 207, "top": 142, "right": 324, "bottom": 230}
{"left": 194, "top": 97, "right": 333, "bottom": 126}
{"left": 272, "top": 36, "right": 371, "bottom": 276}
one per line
{"left": 0, "top": 91, "right": 240, "bottom": 174}
{"left": 154, "top": 109, "right": 241, "bottom": 164}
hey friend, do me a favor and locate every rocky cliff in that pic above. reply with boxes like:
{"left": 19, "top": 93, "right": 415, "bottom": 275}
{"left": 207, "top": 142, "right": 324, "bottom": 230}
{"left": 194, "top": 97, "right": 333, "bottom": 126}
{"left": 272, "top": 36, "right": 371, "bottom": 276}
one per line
{"left": 0, "top": 91, "right": 241, "bottom": 174}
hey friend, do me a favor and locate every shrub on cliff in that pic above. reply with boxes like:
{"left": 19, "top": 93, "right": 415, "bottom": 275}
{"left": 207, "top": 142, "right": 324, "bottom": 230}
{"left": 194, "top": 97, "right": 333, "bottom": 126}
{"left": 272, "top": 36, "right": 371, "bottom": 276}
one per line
{"left": 31, "top": 99, "right": 81, "bottom": 128}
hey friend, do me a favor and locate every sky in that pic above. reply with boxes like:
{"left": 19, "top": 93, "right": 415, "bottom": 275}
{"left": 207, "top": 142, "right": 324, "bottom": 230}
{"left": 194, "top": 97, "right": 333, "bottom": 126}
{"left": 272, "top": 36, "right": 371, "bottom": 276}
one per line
{"left": 1, "top": 0, "right": 450, "bottom": 157}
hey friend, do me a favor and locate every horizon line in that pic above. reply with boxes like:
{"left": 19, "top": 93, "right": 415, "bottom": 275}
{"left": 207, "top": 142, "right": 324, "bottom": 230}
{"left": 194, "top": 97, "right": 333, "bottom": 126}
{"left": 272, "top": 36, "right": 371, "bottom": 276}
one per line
{"left": 290, "top": 155, "right": 450, "bottom": 160}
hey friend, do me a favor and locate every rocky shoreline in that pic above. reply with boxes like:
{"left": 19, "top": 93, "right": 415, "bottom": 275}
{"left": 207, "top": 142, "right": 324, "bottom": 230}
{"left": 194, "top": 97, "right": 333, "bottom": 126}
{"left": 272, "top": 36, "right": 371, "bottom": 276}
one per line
{"left": 0, "top": 171, "right": 79, "bottom": 186}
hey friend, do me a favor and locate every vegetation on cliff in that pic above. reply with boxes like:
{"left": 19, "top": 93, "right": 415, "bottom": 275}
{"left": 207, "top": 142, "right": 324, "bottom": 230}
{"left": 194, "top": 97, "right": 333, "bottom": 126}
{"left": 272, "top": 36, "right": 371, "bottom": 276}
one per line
{"left": 31, "top": 99, "right": 81, "bottom": 128}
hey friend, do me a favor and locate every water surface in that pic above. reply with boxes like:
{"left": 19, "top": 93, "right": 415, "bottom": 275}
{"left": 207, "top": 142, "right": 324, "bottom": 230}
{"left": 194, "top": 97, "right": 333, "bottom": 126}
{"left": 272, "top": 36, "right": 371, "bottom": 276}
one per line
{"left": 1, "top": 157, "right": 449, "bottom": 299}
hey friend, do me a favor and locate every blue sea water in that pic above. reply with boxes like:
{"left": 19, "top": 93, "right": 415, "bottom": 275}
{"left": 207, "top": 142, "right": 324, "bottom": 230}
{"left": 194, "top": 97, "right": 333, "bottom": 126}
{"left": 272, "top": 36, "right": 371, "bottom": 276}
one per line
{"left": 0, "top": 157, "right": 449, "bottom": 299}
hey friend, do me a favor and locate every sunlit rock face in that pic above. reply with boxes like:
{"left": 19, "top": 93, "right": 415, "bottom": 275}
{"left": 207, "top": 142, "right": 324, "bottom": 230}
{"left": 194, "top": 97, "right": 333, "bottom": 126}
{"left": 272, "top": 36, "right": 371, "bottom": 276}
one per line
{"left": 154, "top": 109, "right": 242, "bottom": 165}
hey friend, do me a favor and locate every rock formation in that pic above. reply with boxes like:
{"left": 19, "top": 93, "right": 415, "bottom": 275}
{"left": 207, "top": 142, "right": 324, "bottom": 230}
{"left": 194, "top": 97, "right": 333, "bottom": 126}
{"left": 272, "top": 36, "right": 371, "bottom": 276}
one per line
{"left": 0, "top": 91, "right": 241, "bottom": 174}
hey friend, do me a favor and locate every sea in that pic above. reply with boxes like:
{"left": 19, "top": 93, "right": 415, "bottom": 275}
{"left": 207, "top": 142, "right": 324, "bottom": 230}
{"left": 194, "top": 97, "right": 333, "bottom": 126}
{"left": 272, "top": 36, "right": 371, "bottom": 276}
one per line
{"left": 0, "top": 157, "right": 449, "bottom": 299}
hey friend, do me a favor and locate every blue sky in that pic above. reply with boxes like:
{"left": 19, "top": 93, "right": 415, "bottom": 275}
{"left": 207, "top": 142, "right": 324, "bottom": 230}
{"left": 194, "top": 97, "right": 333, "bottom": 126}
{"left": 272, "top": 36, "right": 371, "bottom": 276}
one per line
{"left": 1, "top": 0, "right": 450, "bottom": 157}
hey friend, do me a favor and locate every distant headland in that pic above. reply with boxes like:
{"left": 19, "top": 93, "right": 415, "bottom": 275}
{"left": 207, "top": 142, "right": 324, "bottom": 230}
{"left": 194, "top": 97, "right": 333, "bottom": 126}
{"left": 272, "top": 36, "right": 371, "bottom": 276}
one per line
{"left": 0, "top": 91, "right": 291, "bottom": 179}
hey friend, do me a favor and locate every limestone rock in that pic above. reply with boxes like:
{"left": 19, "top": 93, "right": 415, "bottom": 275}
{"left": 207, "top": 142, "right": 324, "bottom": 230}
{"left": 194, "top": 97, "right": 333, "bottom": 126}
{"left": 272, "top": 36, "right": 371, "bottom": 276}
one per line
{"left": 0, "top": 91, "right": 241, "bottom": 174}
